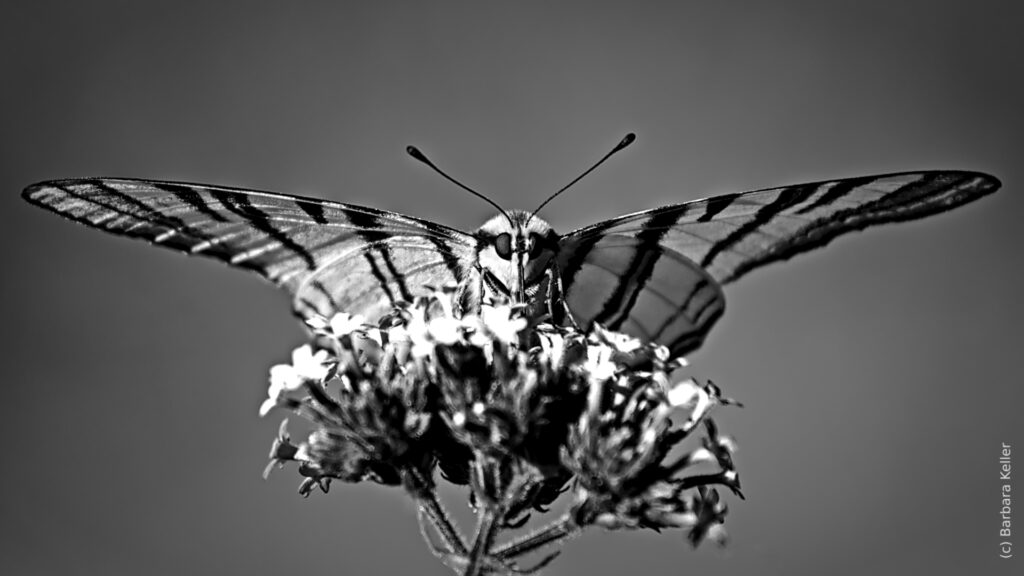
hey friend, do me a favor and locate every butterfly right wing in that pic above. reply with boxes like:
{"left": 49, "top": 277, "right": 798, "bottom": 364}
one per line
{"left": 556, "top": 231, "right": 725, "bottom": 356}
{"left": 23, "top": 178, "right": 479, "bottom": 323}
{"left": 556, "top": 171, "right": 999, "bottom": 357}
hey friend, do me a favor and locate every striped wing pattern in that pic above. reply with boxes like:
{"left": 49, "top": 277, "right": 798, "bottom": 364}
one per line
{"left": 22, "top": 178, "right": 478, "bottom": 322}
{"left": 558, "top": 171, "right": 1000, "bottom": 356}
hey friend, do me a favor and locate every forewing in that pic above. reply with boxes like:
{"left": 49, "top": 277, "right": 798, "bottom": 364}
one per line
{"left": 559, "top": 170, "right": 999, "bottom": 355}
{"left": 23, "top": 178, "right": 477, "bottom": 322}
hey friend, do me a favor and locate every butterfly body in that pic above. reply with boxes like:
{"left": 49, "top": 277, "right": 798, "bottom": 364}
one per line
{"left": 23, "top": 169, "right": 999, "bottom": 357}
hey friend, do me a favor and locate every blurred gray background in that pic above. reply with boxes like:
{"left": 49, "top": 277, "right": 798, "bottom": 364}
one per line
{"left": 2, "top": 1, "right": 1021, "bottom": 575}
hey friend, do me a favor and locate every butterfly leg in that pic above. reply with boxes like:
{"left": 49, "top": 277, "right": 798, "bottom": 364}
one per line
{"left": 546, "top": 264, "right": 580, "bottom": 330}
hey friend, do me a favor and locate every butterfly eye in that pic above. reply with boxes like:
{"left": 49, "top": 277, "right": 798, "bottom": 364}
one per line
{"left": 494, "top": 233, "right": 512, "bottom": 260}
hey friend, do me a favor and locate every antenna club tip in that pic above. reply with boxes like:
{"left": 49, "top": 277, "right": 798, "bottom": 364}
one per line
{"left": 614, "top": 133, "right": 636, "bottom": 151}
{"left": 406, "top": 145, "right": 427, "bottom": 162}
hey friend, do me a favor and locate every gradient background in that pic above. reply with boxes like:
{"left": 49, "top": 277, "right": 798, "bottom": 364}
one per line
{"left": 2, "top": 2, "right": 1021, "bottom": 575}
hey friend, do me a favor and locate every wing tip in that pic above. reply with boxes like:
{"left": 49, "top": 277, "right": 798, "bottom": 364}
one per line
{"left": 21, "top": 180, "right": 54, "bottom": 203}
{"left": 21, "top": 178, "right": 103, "bottom": 204}
{"left": 944, "top": 170, "right": 1002, "bottom": 207}
{"left": 882, "top": 170, "right": 1001, "bottom": 207}
{"left": 967, "top": 170, "right": 1002, "bottom": 195}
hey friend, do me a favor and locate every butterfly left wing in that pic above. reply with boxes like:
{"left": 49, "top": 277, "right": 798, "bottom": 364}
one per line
{"left": 557, "top": 170, "right": 1000, "bottom": 356}
{"left": 23, "top": 178, "right": 479, "bottom": 323}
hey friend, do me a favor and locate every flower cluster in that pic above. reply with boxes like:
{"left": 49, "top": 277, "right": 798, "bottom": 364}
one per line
{"left": 259, "top": 287, "right": 742, "bottom": 574}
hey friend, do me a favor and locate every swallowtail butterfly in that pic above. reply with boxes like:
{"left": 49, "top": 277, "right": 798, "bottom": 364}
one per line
{"left": 21, "top": 134, "right": 999, "bottom": 356}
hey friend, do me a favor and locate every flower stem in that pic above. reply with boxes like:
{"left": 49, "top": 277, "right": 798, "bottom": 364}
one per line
{"left": 420, "top": 494, "right": 469, "bottom": 557}
{"left": 462, "top": 455, "right": 507, "bottom": 576}
{"left": 463, "top": 505, "right": 502, "bottom": 576}
{"left": 493, "top": 514, "right": 582, "bottom": 560}
{"left": 407, "top": 469, "right": 468, "bottom": 556}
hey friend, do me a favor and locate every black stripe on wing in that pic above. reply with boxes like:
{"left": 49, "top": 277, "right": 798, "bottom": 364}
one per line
{"left": 344, "top": 210, "right": 415, "bottom": 303}
{"left": 593, "top": 209, "right": 683, "bottom": 329}
{"left": 209, "top": 189, "right": 318, "bottom": 268}
{"left": 152, "top": 182, "right": 231, "bottom": 223}
{"left": 793, "top": 175, "right": 875, "bottom": 216}
{"left": 696, "top": 193, "right": 739, "bottom": 222}
{"left": 363, "top": 252, "right": 397, "bottom": 304}
{"left": 561, "top": 219, "right": 621, "bottom": 285}
{"left": 378, "top": 247, "right": 414, "bottom": 301}
{"left": 697, "top": 183, "right": 818, "bottom": 270}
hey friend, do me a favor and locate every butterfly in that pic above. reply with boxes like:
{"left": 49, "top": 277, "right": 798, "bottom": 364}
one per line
{"left": 21, "top": 134, "right": 1000, "bottom": 357}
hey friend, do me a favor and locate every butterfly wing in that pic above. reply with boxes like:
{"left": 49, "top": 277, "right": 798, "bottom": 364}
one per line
{"left": 557, "top": 230, "right": 726, "bottom": 357}
{"left": 558, "top": 170, "right": 1000, "bottom": 356}
{"left": 23, "top": 178, "right": 479, "bottom": 323}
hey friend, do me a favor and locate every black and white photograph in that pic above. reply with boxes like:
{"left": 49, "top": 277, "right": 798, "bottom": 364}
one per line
{"left": 2, "top": 2, "right": 1021, "bottom": 575}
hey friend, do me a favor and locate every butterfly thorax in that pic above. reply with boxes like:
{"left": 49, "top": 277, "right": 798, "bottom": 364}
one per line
{"left": 475, "top": 210, "right": 560, "bottom": 305}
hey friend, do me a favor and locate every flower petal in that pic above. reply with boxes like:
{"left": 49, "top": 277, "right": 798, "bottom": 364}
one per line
{"left": 258, "top": 397, "right": 279, "bottom": 417}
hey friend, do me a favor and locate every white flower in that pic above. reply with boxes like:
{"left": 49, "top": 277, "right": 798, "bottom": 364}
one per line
{"left": 292, "top": 344, "right": 333, "bottom": 380}
{"left": 427, "top": 283, "right": 460, "bottom": 317}
{"left": 680, "top": 447, "right": 716, "bottom": 468}
{"left": 409, "top": 335, "right": 434, "bottom": 358}
{"left": 387, "top": 324, "right": 410, "bottom": 345}
{"left": 401, "top": 306, "right": 439, "bottom": 358}
{"left": 258, "top": 398, "right": 280, "bottom": 418}
{"left": 537, "top": 329, "right": 567, "bottom": 369}
{"left": 303, "top": 314, "right": 330, "bottom": 332}
{"left": 666, "top": 377, "right": 702, "bottom": 407}
{"left": 704, "top": 523, "right": 729, "bottom": 546}
{"left": 463, "top": 315, "right": 486, "bottom": 347}
{"left": 427, "top": 317, "right": 462, "bottom": 346}
{"left": 668, "top": 356, "right": 689, "bottom": 370}
{"left": 407, "top": 311, "right": 474, "bottom": 358}
{"left": 473, "top": 304, "right": 527, "bottom": 345}
{"left": 592, "top": 324, "right": 643, "bottom": 353}
{"left": 362, "top": 327, "right": 383, "bottom": 347}
{"left": 716, "top": 435, "right": 739, "bottom": 455}
{"left": 294, "top": 441, "right": 312, "bottom": 462}
{"left": 583, "top": 343, "right": 617, "bottom": 383}
{"left": 665, "top": 377, "right": 711, "bottom": 432}
{"left": 328, "top": 312, "right": 366, "bottom": 337}
{"left": 668, "top": 512, "right": 699, "bottom": 529}
{"left": 259, "top": 345, "right": 333, "bottom": 416}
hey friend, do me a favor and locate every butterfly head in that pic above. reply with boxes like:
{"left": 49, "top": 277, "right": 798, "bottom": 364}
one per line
{"left": 476, "top": 210, "right": 559, "bottom": 304}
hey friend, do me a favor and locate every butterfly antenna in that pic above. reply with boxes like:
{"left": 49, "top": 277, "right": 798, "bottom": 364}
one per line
{"left": 530, "top": 133, "right": 636, "bottom": 218}
{"left": 406, "top": 145, "right": 513, "bottom": 225}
